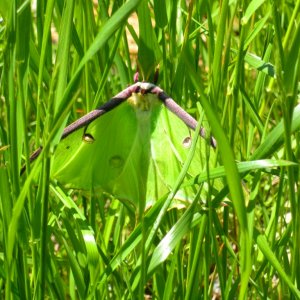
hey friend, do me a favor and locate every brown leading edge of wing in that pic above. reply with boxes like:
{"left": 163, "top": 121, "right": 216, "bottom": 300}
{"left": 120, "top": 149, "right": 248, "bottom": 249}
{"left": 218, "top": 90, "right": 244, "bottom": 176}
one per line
{"left": 61, "top": 83, "right": 141, "bottom": 139}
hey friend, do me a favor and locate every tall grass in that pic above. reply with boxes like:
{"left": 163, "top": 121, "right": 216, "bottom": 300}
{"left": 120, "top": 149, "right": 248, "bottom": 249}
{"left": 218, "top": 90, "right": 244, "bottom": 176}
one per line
{"left": 0, "top": 0, "right": 299, "bottom": 298}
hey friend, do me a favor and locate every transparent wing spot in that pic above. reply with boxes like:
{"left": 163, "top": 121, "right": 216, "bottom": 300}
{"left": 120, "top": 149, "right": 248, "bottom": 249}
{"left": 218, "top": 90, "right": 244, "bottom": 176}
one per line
{"left": 182, "top": 136, "right": 192, "bottom": 148}
{"left": 83, "top": 133, "right": 95, "bottom": 143}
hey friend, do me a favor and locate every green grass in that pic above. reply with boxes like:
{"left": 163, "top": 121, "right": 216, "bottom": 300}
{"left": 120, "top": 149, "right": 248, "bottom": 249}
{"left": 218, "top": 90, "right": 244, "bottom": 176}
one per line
{"left": 1, "top": 0, "right": 300, "bottom": 299}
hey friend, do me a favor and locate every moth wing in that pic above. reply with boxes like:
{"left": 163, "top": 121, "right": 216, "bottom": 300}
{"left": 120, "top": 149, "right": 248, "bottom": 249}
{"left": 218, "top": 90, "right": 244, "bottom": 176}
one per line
{"left": 51, "top": 101, "right": 139, "bottom": 195}
{"left": 146, "top": 105, "right": 210, "bottom": 206}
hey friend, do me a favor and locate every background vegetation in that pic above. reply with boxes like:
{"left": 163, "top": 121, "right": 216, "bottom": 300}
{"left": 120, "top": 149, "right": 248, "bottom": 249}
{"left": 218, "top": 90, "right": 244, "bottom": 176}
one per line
{"left": 0, "top": 0, "right": 299, "bottom": 298}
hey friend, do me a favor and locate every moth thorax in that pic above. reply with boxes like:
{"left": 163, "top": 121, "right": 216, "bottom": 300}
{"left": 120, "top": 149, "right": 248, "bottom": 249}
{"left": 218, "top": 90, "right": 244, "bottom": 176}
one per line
{"left": 128, "top": 93, "right": 159, "bottom": 112}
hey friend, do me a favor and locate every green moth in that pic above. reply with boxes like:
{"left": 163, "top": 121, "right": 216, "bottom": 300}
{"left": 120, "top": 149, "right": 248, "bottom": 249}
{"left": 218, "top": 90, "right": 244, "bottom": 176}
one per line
{"left": 29, "top": 82, "right": 216, "bottom": 209}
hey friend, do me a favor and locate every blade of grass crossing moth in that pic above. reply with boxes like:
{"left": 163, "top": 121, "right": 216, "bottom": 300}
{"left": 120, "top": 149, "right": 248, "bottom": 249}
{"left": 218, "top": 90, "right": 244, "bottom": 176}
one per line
{"left": 184, "top": 53, "right": 251, "bottom": 298}
{"left": 129, "top": 115, "right": 205, "bottom": 291}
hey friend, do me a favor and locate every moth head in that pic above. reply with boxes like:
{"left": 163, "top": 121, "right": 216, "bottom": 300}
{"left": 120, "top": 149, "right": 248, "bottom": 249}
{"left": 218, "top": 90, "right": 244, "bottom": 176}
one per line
{"left": 128, "top": 84, "right": 160, "bottom": 112}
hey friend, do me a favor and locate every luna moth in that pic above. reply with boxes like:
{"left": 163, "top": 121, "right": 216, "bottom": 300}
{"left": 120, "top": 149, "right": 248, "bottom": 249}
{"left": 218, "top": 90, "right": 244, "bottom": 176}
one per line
{"left": 27, "top": 81, "right": 216, "bottom": 209}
